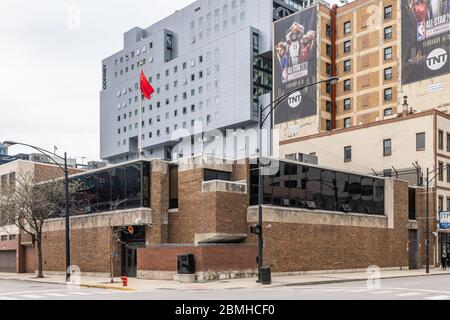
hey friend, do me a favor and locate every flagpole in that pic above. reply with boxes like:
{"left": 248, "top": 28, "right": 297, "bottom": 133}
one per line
{"left": 139, "top": 62, "right": 143, "bottom": 159}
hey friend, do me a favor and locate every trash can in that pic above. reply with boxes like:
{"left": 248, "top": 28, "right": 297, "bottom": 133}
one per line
{"left": 260, "top": 267, "right": 272, "bottom": 285}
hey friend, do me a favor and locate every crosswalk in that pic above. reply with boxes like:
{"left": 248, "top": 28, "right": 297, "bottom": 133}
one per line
{"left": 267, "top": 286, "right": 450, "bottom": 300}
{"left": 0, "top": 290, "right": 131, "bottom": 300}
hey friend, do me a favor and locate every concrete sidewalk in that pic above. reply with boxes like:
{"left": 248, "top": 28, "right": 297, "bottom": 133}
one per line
{"left": 0, "top": 269, "right": 449, "bottom": 291}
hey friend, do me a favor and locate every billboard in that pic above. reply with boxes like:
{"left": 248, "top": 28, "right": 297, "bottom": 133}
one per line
{"left": 401, "top": 0, "right": 450, "bottom": 85}
{"left": 441, "top": 211, "right": 450, "bottom": 229}
{"left": 273, "top": 6, "right": 318, "bottom": 125}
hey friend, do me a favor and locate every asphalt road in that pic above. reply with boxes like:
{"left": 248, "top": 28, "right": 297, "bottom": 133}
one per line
{"left": 1, "top": 275, "right": 450, "bottom": 300}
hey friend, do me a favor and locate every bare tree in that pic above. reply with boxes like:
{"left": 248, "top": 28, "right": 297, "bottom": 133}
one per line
{"left": 0, "top": 172, "right": 81, "bottom": 278}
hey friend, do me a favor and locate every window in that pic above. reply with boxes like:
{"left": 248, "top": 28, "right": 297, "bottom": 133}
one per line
{"left": 326, "top": 63, "right": 331, "bottom": 75}
{"left": 344, "top": 146, "right": 352, "bottom": 162}
{"left": 383, "top": 139, "right": 392, "bottom": 156}
{"left": 447, "top": 133, "right": 450, "bottom": 152}
{"left": 416, "top": 132, "right": 426, "bottom": 151}
{"left": 344, "top": 60, "right": 351, "bottom": 72}
{"left": 326, "top": 82, "right": 331, "bottom": 94}
{"left": 326, "top": 44, "right": 331, "bottom": 57}
{"left": 344, "top": 41, "right": 351, "bottom": 53}
{"left": 447, "top": 163, "right": 450, "bottom": 183}
{"left": 326, "top": 100, "right": 331, "bottom": 113}
{"left": 439, "top": 130, "right": 444, "bottom": 150}
{"left": 384, "top": 67, "right": 393, "bottom": 80}
{"left": 0, "top": 235, "right": 7, "bottom": 241}
{"left": 9, "top": 235, "right": 16, "bottom": 241}
{"left": 326, "top": 24, "right": 331, "bottom": 37}
{"left": 344, "top": 117, "right": 351, "bottom": 129}
{"left": 384, "top": 88, "right": 393, "bottom": 101}
{"left": 344, "top": 21, "right": 351, "bottom": 34}
{"left": 344, "top": 98, "right": 351, "bottom": 110}
{"left": 384, "top": 47, "right": 392, "bottom": 60}
{"left": 344, "top": 79, "right": 351, "bottom": 91}
{"left": 204, "top": 169, "right": 231, "bottom": 182}
{"left": 326, "top": 120, "right": 331, "bottom": 131}
{"left": 439, "top": 196, "right": 444, "bottom": 212}
{"left": 384, "top": 108, "right": 393, "bottom": 117}
{"left": 384, "top": 26, "right": 392, "bottom": 40}
{"left": 384, "top": 5, "right": 392, "bottom": 19}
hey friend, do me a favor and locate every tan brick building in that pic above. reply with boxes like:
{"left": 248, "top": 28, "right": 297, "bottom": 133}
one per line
{"left": 276, "top": 0, "right": 450, "bottom": 141}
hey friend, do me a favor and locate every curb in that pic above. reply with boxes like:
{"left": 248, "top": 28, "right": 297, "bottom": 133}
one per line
{"left": 80, "top": 284, "right": 135, "bottom": 291}
{"left": 267, "top": 272, "right": 450, "bottom": 288}
{"left": 0, "top": 276, "right": 135, "bottom": 292}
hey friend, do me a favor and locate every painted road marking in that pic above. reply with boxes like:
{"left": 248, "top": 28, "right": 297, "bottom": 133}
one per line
{"left": 396, "top": 292, "right": 423, "bottom": 297}
{"left": 369, "top": 290, "right": 394, "bottom": 295}
{"left": 45, "top": 293, "right": 68, "bottom": 297}
{"left": 19, "top": 294, "right": 44, "bottom": 299}
{"left": 425, "top": 295, "right": 450, "bottom": 300}
{"left": 67, "top": 291, "right": 90, "bottom": 295}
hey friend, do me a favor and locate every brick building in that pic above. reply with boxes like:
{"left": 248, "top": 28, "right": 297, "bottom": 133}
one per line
{"left": 5, "top": 156, "right": 436, "bottom": 280}
{"left": 0, "top": 160, "right": 83, "bottom": 273}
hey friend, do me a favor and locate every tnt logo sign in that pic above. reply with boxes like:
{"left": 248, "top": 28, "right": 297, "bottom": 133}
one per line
{"left": 426, "top": 48, "right": 448, "bottom": 71}
{"left": 288, "top": 91, "right": 302, "bottom": 109}
{"left": 417, "top": 22, "right": 426, "bottom": 41}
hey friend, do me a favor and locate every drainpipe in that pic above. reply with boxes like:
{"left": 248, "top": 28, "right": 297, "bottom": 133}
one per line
{"left": 330, "top": 5, "right": 338, "bottom": 130}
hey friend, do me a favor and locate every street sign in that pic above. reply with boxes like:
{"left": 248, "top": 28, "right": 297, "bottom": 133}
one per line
{"left": 440, "top": 211, "right": 450, "bottom": 230}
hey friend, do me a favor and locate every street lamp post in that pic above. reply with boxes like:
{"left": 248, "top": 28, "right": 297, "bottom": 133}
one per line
{"left": 255, "top": 77, "right": 339, "bottom": 284}
{"left": 424, "top": 165, "right": 450, "bottom": 274}
{"left": 3, "top": 141, "right": 72, "bottom": 282}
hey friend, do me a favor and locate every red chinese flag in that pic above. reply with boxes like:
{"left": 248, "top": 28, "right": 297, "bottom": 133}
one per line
{"left": 140, "top": 71, "right": 154, "bottom": 100}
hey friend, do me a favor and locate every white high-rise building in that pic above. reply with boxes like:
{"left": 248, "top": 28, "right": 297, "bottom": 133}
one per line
{"left": 100, "top": 0, "right": 317, "bottom": 163}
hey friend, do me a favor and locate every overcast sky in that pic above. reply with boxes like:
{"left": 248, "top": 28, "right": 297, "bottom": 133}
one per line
{"left": 0, "top": 0, "right": 343, "bottom": 163}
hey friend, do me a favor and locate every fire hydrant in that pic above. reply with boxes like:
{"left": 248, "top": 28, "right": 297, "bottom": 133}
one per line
{"left": 121, "top": 276, "right": 128, "bottom": 287}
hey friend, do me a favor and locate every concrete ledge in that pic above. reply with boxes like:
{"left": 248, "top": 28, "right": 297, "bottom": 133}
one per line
{"left": 177, "top": 155, "right": 234, "bottom": 173}
{"left": 137, "top": 270, "right": 177, "bottom": 281}
{"left": 202, "top": 180, "right": 247, "bottom": 194}
{"left": 194, "top": 233, "right": 248, "bottom": 245}
{"left": 44, "top": 208, "right": 153, "bottom": 232}
{"left": 175, "top": 274, "right": 196, "bottom": 283}
{"left": 248, "top": 205, "right": 388, "bottom": 229}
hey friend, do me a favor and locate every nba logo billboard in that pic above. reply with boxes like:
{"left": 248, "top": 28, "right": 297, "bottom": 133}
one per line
{"left": 273, "top": 5, "right": 318, "bottom": 125}
{"left": 417, "top": 21, "right": 426, "bottom": 41}
{"left": 401, "top": 0, "right": 450, "bottom": 85}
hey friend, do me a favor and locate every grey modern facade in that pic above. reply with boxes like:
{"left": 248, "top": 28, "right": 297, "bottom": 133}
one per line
{"left": 100, "top": 0, "right": 316, "bottom": 163}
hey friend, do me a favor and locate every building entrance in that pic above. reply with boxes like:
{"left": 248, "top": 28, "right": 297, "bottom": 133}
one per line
{"left": 121, "top": 226, "right": 146, "bottom": 277}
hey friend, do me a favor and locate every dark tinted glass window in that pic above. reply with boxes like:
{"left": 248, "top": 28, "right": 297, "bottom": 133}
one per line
{"left": 361, "top": 178, "right": 374, "bottom": 214}
{"left": 142, "top": 162, "right": 151, "bottom": 207}
{"left": 97, "top": 170, "right": 111, "bottom": 212}
{"left": 204, "top": 169, "right": 231, "bottom": 182}
{"left": 348, "top": 175, "right": 362, "bottom": 212}
{"left": 305, "top": 167, "right": 321, "bottom": 206}
{"left": 126, "top": 164, "right": 142, "bottom": 208}
{"left": 321, "top": 170, "right": 337, "bottom": 211}
{"left": 111, "top": 167, "right": 126, "bottom": 210}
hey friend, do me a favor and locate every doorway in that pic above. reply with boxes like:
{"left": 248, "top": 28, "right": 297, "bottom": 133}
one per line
{"left": 408, "top": 230, "right": 419, "bottom": 270}
{"left": 121, "top": 226, "right": 146, "bottom": 277}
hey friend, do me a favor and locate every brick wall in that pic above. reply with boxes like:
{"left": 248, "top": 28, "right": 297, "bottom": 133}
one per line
{"left": 150, "top": 162, "right": 170, "bottom": 244}
{"left": 41, "top": 227, "right": 120, "bottom": 275}
{"left": 34, "top": 163, "right": 83, "bottom": 183}
{"left": 137, "top": 245, "right": 257, "bottom": 273}
{"left": 168, "top": 166, "right": 249, "bottom": 244}
{"left": 415, "top": 187, "right": 438, "bottom": 268}
{"left": 246, "top": 180, "right": 411, "bottom": 273}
